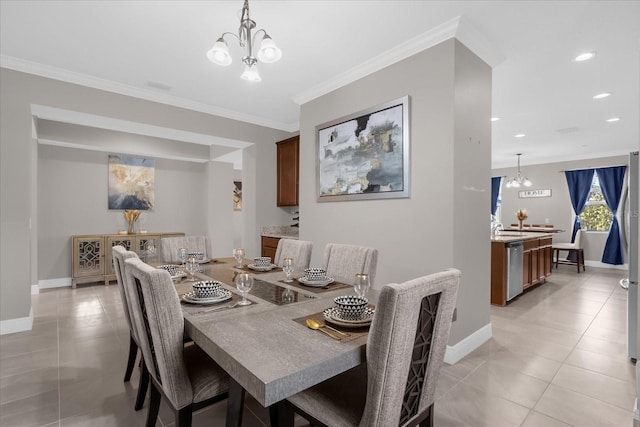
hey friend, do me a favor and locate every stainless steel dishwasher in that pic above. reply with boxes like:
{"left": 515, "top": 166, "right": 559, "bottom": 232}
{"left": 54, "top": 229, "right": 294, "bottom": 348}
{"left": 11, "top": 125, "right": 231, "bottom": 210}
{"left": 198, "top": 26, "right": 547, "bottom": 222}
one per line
{"left": 506, "top": 242, "right": 524, "bottom": 301}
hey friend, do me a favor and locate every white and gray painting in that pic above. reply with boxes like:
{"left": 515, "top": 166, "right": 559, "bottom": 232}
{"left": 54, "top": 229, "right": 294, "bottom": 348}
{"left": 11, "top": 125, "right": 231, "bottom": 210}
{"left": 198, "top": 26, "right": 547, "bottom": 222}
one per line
{"left": 318, "top": 104, "right": 404, "bottom": 196}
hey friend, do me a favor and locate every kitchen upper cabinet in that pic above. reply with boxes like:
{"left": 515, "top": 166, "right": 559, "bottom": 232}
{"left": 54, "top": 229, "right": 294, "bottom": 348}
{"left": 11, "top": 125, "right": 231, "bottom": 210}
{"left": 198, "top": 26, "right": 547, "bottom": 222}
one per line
{"left": 276, "top": 136, "right": 299, "bottom": 206}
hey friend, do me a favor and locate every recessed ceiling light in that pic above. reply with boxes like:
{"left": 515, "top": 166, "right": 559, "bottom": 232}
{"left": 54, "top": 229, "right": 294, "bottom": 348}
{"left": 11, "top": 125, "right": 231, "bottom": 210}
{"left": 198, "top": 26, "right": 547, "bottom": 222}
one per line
{"left": 491, "top": 117, "right": 500, "bottom": 122}
{"left": 574, "top": 51, "right": 596, "bottom": 62}
{"left": 593, "top": 92, "right": 611, "bottom": 99}
{"left": 514, "top": 134, "right": 526, "bottom": 138}
{"left": 606, "top": 117, "right": 621, "bottom": 122}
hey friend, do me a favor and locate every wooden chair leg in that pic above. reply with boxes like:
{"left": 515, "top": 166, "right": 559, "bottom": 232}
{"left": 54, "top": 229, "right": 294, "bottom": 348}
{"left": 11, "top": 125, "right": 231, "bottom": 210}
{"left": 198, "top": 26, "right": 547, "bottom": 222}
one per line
{"left": 176, "top": 405, "right": 193, "bottom": 427}
{"left": 146, "top": 381, "right": 161, "bottom": 427}
{"left": 575, "top": 249, "right": 580, "bottom": 273}
{"left": 135, "top": 360, "right": 149, "bottom": 411}
{"left": 124, "top": 333, "right": 138, "bottom": 382}
{"left": 553, "top": 249, "right": 559, "bottom": 269}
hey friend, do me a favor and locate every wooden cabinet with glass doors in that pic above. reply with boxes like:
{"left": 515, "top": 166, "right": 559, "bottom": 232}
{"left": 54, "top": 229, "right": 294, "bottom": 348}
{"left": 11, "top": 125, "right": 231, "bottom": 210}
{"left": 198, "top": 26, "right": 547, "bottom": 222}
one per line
{"left": 71, "top": 232, "right": 184, "bottom": 287}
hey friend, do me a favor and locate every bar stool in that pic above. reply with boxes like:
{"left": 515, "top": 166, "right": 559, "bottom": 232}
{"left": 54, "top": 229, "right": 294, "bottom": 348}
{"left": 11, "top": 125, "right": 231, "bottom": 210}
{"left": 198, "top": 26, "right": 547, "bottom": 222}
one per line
{"left": 552, "top": 229, "right": 585, "bottom": 273}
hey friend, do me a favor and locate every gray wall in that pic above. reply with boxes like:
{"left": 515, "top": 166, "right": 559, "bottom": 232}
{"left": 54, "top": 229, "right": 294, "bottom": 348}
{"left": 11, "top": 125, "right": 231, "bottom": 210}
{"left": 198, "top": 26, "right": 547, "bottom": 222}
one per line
{"left": 299, "top": 39, "right": 492, "bottom": 346}
{"left": 0, "top": 68, "right": 292, "bottom": 323}
{"left": 493, "top": 154, "right": 629, "bottom": 264}
{"left": 37, "top": 144, "right": 224, "bottom": 280}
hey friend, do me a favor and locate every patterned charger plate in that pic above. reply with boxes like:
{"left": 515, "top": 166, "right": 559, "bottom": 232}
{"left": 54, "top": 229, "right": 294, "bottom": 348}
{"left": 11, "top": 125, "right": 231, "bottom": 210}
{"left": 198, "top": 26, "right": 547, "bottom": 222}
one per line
{"left": 181, "top": 289, "right": 232, "bottom": 305}
{"left": 298, "top": 276, "right": 335, "bottom": 287}
{"left": 323, "top": 307, "right": 375, "bottom": 328}
{"left": 247, "top": 263, "right": 277, "bottom": 271}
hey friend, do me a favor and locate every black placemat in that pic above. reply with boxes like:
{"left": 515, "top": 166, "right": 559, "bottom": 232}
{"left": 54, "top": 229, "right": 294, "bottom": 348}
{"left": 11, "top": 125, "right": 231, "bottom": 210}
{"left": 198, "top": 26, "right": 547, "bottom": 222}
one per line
{"left": 292, "top": 310, "right": 371, "bottom": 343}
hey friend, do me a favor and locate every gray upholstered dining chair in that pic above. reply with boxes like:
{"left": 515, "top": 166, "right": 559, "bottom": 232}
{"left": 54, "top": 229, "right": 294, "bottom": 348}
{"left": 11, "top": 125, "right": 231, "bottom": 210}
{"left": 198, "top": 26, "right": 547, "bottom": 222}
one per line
{"left": 323, "top": 243, "right": 378, "bottom": 286}
{"left": 123, "top": 257, "right": 230, "bottom": 427}
{"left": 111, "top": 245, "right": 148, "bottom": 410}
{"left": 273, "top": 238, "right": 313, "bottom": 272}
{"left": 275, "top": 268, "right": 460, "bottom": 427}
{"left": 161, "top": 235, "right": 211, "bottom": 263}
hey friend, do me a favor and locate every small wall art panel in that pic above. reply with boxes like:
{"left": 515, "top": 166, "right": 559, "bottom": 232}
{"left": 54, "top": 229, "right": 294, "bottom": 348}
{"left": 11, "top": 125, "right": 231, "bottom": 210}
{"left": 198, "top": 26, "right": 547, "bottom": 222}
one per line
{"left": 108, "top": 155, "right": 155, "bottom": 210}
{"left": 316, "top": 95, "right": 410, "bottom": 202}
{"left": 233, "top": 180, "right": 242, "bottom": 210}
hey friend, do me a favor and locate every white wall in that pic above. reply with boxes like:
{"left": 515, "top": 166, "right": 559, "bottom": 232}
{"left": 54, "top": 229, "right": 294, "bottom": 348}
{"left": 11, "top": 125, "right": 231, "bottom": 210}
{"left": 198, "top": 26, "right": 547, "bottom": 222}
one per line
{"left": 493, "top": 154, "right": 629, "bottom": 264}
{"left": 299, "top": 39, "right": 492, "bottom": 349}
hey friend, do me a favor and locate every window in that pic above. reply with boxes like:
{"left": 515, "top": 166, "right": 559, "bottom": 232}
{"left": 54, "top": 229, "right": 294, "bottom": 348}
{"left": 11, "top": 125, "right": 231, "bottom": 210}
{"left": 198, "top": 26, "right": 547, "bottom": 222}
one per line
{"left": 579, "top": 172, "right": 613, "bottom": 231}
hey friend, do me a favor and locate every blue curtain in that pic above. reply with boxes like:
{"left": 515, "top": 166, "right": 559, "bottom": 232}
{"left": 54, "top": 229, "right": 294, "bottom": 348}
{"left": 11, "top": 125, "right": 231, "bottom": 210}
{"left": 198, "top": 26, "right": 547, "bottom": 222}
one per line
{"left": 491, "top": 177, "right": 502, "bottom": 215}
{"left": 596, "top": 166, "right": 627, "bottom": 265}
{"left": 565, "top": 169, "right": 595, "bottom": 242}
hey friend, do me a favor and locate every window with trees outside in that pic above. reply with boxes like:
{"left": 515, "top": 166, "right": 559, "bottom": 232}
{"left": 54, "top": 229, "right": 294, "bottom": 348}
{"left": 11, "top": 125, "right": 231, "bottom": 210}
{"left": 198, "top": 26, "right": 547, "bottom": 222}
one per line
{"left": 579, "top": 172, "right": 613, "bottom": 231}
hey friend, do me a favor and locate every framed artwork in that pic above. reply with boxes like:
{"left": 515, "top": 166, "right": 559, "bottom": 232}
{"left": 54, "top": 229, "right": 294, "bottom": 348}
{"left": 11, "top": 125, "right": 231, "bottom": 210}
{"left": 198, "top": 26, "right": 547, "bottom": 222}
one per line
{"left": 108, "top": 155, "right": 155, "bottom": 210}
{"left": 316, "top": 95, "right": 410, "bottom": 202}
{"left": 233, "top": 181, "right": 242, "bottom": 210}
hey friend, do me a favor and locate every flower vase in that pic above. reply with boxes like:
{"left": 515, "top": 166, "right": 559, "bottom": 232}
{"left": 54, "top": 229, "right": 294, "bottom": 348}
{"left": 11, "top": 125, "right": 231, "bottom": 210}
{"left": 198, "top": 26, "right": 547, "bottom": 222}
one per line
{"left": 127, "top": 221, "right": 135, "bottom": 235}
{"left": 518, "top": 220, "right": 523, "bottom": 230}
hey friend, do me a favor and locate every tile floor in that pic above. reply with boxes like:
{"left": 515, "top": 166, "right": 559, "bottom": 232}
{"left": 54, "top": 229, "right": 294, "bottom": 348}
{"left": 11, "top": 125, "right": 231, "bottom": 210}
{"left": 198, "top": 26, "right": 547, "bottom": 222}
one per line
{"left": 0, "top": 266, "right": 634, "bottom": 426}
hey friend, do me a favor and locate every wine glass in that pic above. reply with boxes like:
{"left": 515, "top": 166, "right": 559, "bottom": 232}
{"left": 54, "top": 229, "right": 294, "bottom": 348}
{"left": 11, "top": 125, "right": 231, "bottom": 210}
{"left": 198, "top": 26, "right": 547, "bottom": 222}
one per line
{"left": 354, "top": 273, "right": 370, "bottom": 298}
{"left": 233, "top": 248, "right": 245, "bottom": 268}
{"left": 235, "top": 272, "right": 253, "bottom": 306}
{"left": 178, "top": 248, "right": 188, "bottom": 266}
{"left": 281, "top": 288, "right": 295, "bottom": 304}
{"left": 283, "top": 257, "right": 294, "bottom": 283}
{"left": 185, "top": 256, "right": 199, "bottom": 282}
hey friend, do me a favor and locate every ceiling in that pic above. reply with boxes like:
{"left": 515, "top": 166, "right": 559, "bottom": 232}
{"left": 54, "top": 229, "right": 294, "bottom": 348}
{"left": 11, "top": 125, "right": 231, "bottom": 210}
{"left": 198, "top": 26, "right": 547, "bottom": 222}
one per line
{"left": 1, "top": 1, "right": 639, "bottom": 169}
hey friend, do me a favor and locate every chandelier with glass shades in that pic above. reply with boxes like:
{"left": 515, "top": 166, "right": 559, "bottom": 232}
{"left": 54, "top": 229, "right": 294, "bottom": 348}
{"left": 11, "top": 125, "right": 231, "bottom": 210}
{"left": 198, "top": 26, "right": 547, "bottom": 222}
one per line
{"left": 505, "top": 153, "right": 533, "bottom": 188}
{"left": 206, "top": 0, "right": 282, "bottom": 82}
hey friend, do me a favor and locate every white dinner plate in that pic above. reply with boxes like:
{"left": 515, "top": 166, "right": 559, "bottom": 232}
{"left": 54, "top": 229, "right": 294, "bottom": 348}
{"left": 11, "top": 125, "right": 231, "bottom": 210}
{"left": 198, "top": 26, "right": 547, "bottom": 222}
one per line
{"left": 298, "top": 276, "right": 335, "bottom": 287}
{"left": 198, "top": 258, "right": 211, "bottom": 264}
{"left": 323, "top": 307, "right": 374, "bottom": 328}
{"left": 247, "top": 263, "right": 277, "bottom": 271}
{"left": 181, "top": 289, "right": 232, "bottom": 305}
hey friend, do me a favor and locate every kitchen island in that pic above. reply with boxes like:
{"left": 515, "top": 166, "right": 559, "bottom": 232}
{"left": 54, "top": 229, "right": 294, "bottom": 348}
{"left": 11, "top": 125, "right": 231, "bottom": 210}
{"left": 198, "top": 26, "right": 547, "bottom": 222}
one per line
{"left": 491, "top": 231, "right": 554, "bottom": 306}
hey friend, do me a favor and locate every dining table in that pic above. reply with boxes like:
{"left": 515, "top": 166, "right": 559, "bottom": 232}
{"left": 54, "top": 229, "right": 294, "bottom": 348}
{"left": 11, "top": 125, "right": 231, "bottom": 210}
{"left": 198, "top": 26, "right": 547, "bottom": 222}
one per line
{"left": 170, "top": 257, "right": 376, "bottom": 427}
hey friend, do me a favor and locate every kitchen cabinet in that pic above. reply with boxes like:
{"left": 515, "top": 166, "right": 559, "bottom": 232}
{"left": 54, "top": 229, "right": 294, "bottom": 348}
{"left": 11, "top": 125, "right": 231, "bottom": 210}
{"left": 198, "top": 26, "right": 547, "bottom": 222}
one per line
{"left": 276, "top": 136, "right": 299, "bottom": 206}
{"left": 71, "top": 232, "right": 184, "bottom": 287}
{"left": 261, "top": 236, "right": 281, "bottom": 261}
{"left": 491, "top": 233, "right": 554, "bottom": 306}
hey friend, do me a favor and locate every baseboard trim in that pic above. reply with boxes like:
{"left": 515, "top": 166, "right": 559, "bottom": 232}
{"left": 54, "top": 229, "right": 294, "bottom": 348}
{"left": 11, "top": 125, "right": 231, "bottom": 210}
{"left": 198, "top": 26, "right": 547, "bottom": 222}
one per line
{"left": 444, "top": 323, "right": 492, "bottom": 365}
{"left": 31, "top": 284, "right": 39, "bottom": 295}
{"left": 584, "top": 261, "right": 628, "bottom": 270}
{"left": 0, "top": 307, "right": 33, "bottom": 335}
{"left": 38, "top": 277, "right": 72, "bottom": 290}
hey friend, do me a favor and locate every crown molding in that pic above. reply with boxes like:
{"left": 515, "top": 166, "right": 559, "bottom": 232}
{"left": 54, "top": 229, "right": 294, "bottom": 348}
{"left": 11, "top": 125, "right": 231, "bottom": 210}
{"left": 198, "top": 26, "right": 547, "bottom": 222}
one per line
{"left": 454, "top": 15, "right": 505, "bottom": 68}
{"left": 292, "top": 15, "right": 504, "bottom": 106}
{"left": 292, "top": 16, "right": 461, "bottom": 106}
{"left": 1, "top": 55, "right": 297, "bottom": 132}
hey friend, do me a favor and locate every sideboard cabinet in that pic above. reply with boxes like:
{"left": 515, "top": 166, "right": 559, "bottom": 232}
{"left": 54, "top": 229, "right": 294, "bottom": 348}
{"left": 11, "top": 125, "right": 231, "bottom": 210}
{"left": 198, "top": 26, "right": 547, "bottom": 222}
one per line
{"left": 71, "top": 232, "right": 184, "bottom": 287}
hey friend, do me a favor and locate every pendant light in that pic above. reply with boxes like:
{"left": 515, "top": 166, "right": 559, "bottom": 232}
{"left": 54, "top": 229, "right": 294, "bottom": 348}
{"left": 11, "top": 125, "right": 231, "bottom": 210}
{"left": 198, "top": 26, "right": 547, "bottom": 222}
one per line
{"left": 505, "top": 153, "right": 532, "bottom": 188}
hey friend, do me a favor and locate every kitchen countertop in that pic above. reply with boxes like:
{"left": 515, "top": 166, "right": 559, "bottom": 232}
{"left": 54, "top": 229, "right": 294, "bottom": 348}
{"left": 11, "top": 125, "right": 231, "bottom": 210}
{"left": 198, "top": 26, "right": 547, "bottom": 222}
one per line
{"left": 261, "top": 233, "right": 299, "bottom": 239}
{"left": 261, "top": 225, "right": 299, "bottom": 240}
{"left": 491, "top": 231, "right": 554, "bottom": 243}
